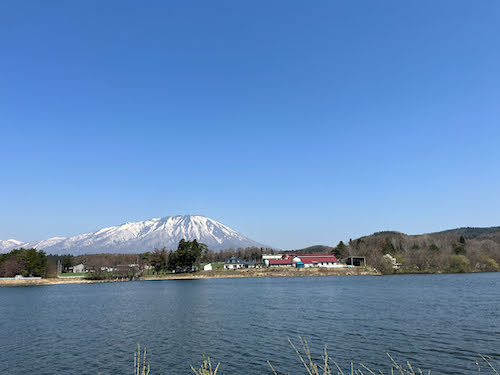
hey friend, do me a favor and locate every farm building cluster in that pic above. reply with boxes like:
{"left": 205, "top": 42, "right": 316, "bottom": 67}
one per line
{"left": 202, "top": 253, "right": 365, "bottom": 271}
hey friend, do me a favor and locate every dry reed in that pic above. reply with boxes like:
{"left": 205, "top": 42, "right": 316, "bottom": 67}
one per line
{"left": 134, "top": 344, "right": 150, "bottom": 375}
{"left": 124, "top": 339, "right": 498, "bottom": 375}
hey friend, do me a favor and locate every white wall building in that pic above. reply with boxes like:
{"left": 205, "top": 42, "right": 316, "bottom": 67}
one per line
{"left": 204, "top": 263, "right": 213, "bottom": 271}
{"left": 224, "top": 257, "right": 256, "bottom": 269}
{"left": 262, "top": 254, "right": 283, "bottom": 260}
{"left": 71, "top": 263, "right": 86, "bottom": 273}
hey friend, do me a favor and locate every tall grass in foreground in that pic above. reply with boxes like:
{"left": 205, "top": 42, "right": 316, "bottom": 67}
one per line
{"left": 134, "top": 344, "right": 150, "bottom": 375}
{"left": 132, "top": 338, "right": 499, "bottom": 375}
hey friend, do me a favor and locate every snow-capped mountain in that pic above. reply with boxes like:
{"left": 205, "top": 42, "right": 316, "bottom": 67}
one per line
{"left": 0, "top": 239, "right": 24, "bottom": 252}
{"left": 0, "top": 215, "right": 267, "bottom": 255}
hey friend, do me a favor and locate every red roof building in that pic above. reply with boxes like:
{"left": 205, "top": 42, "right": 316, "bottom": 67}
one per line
{"left": 298, "top": 255, "right": 339, "bottom": 264}
{"left": 267, "top": 258, "right": 294, "bottom": 266}
{"left": 265, "top": 254, "right": 340, "bottom": 268}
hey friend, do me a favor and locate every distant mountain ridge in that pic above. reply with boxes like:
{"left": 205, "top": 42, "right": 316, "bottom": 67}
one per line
{"left": 0, "top": 239, "right": 24, "bottom": 253}
{"left": 362, "top": 226, "right": 500, "bottom": 241}
{"left": 0, "top": 215, "right": 267, "bottom": 255}
{"left": 430, "top": 226, "right": 500, "bottom": 239}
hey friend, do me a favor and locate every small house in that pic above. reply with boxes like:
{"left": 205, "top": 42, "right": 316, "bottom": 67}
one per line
{"left": 224, "top": 257, "right": 256, "bottom": 270}
{"left": 71, "top": 263, "right": 86, "bottom": 273}
{"left": 204, "top": 263, "right": 213, "bottom": 271}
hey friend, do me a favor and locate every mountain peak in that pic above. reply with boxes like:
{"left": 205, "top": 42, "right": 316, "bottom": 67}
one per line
{"left": 0, "top": 215, "right": 267, "bottom": 255}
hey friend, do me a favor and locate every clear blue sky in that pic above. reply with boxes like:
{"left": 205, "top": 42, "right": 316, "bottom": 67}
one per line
{"left": 1, "top": 1, "right": 499, "bottom": 249}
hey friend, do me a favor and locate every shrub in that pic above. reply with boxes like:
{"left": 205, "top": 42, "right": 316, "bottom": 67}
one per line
{"left": 448, "top": 255, "right": 471, "bottom": 273}
{"left": 377, "top": 257, "right": 394, "bottom": 275}
{"left": 481, "top": 257, "right": 500, "bottom": 272}
{"left": 429, "top": 244, "right": 440, "bottom": 252}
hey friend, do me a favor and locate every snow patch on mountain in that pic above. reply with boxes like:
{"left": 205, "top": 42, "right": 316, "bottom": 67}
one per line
{"left": 0, "top": 239, "right": 24, "bottom": 252}
{"left": 0, "top": 215, "right": 267, "bottom": 255}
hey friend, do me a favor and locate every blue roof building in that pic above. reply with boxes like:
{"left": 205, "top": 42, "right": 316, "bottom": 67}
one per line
{"left": 224, "top": 257, "right": 256, "bottom": 270}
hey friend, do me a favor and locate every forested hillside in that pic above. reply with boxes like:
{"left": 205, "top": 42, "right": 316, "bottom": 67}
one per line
{"left": 339, "top": 227, "right": 500, "bottom": 273}
{"left": 290, "top": 227, "right": 500, "bottom": 274}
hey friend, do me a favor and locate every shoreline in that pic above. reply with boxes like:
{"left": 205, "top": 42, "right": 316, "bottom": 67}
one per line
{"left": 2, "top": 268, "right": 497, "bottom": 287}
{"left": 0, "top": 268, "right": 378, "bottom": 286}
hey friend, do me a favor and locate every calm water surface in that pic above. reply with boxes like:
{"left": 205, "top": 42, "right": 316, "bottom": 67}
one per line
{"left": 0, "top": 273, "right": 499, "bottom": 375}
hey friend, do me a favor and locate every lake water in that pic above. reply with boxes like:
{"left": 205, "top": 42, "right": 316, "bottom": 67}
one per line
{"left": 0, "top": 273, "right": 499, "bottom": 375}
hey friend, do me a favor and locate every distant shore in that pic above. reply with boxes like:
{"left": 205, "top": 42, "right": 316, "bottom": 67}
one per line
{"left": 0, "top": 267, "right": 379, "bottom": 286}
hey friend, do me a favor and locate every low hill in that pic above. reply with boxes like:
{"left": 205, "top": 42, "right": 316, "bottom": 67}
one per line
{"left": 345, "top": 226, "right": 500, "bottom": 273}
{"left": 431, "top": 226, "right": 500, "bottom": 239}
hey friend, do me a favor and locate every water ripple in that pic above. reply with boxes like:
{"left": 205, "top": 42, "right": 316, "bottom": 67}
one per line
{"left": 0, "top": 273, "right": 499, "bottom": 374}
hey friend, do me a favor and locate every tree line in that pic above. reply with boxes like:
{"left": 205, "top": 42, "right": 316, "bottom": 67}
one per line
{"left": 0, "top": 241, "right": 274, "bottom": 278}
{"left": 141, "top": 244, "right": 275, "bottom": 272}
{"left": 0, "top": 248, "right": 48, "bottom": 277}
{"left": 4, "top": 232, "right": 498, "bottom": 278}
{"left": 143, "top": 239, "right": 207, "bottom": 273}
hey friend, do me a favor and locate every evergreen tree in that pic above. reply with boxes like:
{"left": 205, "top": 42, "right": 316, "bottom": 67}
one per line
{"left": 382, "top": 239, "right": 396, "bottom": 255}
{"left": 167, "top": 239, "right": 207, "bottom": 272}
{"left": 150, "top": 248, "right": 168, "bottom": 272}
{"left": 453, "top": 246, "right": 466, "bottom": 255}
{"left": 61, "top": 255, "right": 73, "bottom": 272}
{"left": 0, "top": 248, "right": 47, "bottom": 277}
{"left": 332, "top": 241, "right": 347, "bottom": 258}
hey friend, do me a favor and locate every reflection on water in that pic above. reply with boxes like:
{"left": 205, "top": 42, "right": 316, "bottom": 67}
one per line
{"left": 1, "top": 273, "right": 499, "bottom": 375}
